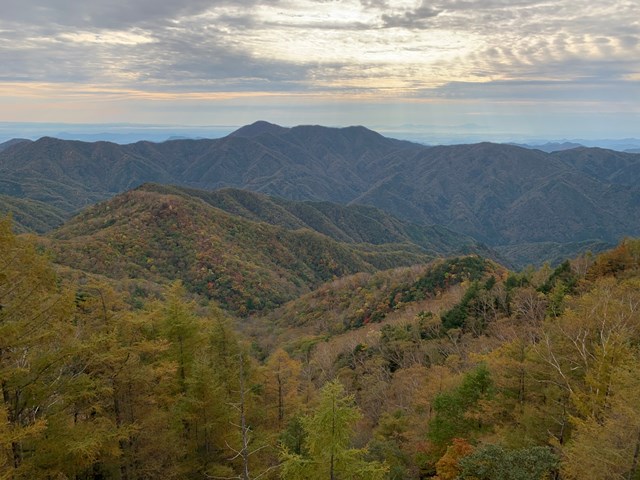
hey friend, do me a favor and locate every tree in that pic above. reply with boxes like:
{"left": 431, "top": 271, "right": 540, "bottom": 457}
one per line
{"left": 160, "top": 282, "right": 199, "bottom": 393}
{"left": 535, "top": 277, "right": 640, "bottom": 478}
{"left": 427, "top": 365, "right": 493, "bottom": 449}
{"left": 157, "top": 292, "right": 248, "bottom": 478}
{"left": 0, "top": 217, "right": 75, "bottom": 477}
{"left": 279, "top": 380, "right": 387, "bottom": 480}
{"left": 434, "top": 437, "right": 474, "bottom": 480}
{"left": 264, "top": 349, "right": 302, "bottom": 428}
{"left": 369, "top": 410, "right": 414, "bottom": 480}
{"left": 458, "top": 444, "right": 558, "bottom": 480}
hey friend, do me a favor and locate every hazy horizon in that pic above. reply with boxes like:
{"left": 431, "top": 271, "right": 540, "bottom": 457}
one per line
{"left": 2, "top": 120, "right": 640, "bottom": 151}
{"left": 2, "top": 0, "right": 639, "bottom": 141}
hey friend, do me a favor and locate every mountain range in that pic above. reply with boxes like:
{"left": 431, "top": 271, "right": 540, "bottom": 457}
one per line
{"left": 2, "top": 120, "right": 640, "bottom": 265}
{"left": 44, "top": 184, "right": 473, "bottom": 315}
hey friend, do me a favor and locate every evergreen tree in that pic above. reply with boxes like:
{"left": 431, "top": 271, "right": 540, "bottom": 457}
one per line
{"left": 428, "top": 365, "right": 493, "bottom": 449}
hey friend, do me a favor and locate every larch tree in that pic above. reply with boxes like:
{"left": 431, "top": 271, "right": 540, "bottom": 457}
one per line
{"left": 264, "top": 348, "right": 302, "bottom": 428}
{"left": 0, "top": 217, "right": 75, "bottom": 478}
{"left": 279, "top": 379, "right": 387, "bottom": 480}
{"left": 554, "top": 278, "right": 640, "bottom": 480}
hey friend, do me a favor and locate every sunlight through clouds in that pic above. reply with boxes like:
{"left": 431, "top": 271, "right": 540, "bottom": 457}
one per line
{"left": 58, "top": 30, "right": 154, "bottom": 46}
{"left": 0, "top": 0, "right": 639, "bottom": 135}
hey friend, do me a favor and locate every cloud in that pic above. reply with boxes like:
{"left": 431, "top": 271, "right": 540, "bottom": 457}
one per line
{"left": 360, "top": 0, "right": 387, "bottom": 8}
{"left": 422, "top": 78, "right": 640, "bottom": 106}
{"left": 2, "top": 0, "right": 271, "bottom": 29}
{"left": 0, "top": 0, "right": 638, "bottom": 118}
{"left": 0, "top": 1, "right": 311, "bottom": 91}
{"left": 381, "top": 3, "right": 442, "bottom": 29}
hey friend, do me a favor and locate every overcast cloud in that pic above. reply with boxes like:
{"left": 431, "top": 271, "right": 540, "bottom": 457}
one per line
{"left": 0, "top": 0, "right": 638, "bottom": 137}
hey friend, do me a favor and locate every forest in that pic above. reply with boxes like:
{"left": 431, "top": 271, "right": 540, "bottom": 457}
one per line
{"left": 2, "top": 213, "right": 640, "bottom": 479}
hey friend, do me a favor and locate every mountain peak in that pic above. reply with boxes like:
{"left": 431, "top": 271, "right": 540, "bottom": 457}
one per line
{"left": 228, "top": 120, "right": 289, "bottom": 138}
{"left": 290, "top": 124, "right": 382, "bottom": 138}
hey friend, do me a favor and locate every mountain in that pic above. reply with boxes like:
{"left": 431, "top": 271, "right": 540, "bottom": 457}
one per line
{"left": 0, "top": 138, "right": 31, "bottom": 152}
{"left": 0, "top": 136, "right": 173, "bottom": 211}
{"left": 228, "top": 120, "right": 290, "bottom": 138}
{"left": 0, "top": 194, "right": 66, "bottom": 233}
{"left": 352, "top": 142, "right": 640, "bottom": 245}
{"left": 552, "top": 147, "right": 640, "bottom": 187}
{"left": 0, "top": 122, "right": 422, "bottom": 212}
{"left": 3, "top": 121, "right": 640, "bottom": 266}
{"left": 172, "top": 123, "right": 417, "bottom": 203}
{"left": 139, "top": 183, "right": 493, "bottom": 259}
{"left": 495, "top": 239, "right": 613, "bottom": 268}
{"left": 45, "top": 186, "right": 438, "bottom": 315}
{"left": 6, "top": 183, "right": 640, "bottom": 480}
{"left": 512, "top": 141, "right": 584, "bottom": 153}
{"left": 250, "top": 255, "right": 503, "bottom": 349}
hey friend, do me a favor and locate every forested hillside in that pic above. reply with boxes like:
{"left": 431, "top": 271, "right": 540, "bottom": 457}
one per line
{"left": 2, "top": 122, "right": 640, "bottom": 265}
{"left": 0, "top": 194, "right": 66, "bottom": 233}
{"left": 3, "top": 212, "right": 640, "bottom": 479}
{"left": 139, "top": 184, "right": 490, "bottom": 258}
{"left": 44, "top": 187, "right": 438, "bottom": 315}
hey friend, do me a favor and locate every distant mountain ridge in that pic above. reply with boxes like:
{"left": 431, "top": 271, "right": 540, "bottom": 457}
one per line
{"left": 551, "top": 147, "right": 640, "bottom": 187}
{"left": 0, "top": 138, "right": 31, "bottom": 152}
{"left": 511, "top": 141, "right": 584, "bottom": 153}
{"left": 2, "top": 121, "right": 640, "bottom": 265}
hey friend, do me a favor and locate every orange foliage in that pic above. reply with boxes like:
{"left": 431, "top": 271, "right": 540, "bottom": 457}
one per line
{"left": 434, "top": 438, "right": 474, "bottom": 480}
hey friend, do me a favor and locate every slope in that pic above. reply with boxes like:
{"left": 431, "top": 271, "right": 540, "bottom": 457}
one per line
{"left": 0, "top": 194, "right": 67, "bottom": 233}
{"left": 352, "top": 142, "right": 640, "bottom": 246}
{"left": 0, "top": 136, "right": 173, "bottom": 211}
{"left": 45, "top": 187, "right": 434, "bottom": 315}
{"left": 253, "top": 255, "right": 502, "bottom": 341}
{"left": 138, "top": 183, "right": 492, "bottom": 258}
{"left": 552, "top": 147, "right": 640, "bottom": 186}
{"left": 3, "top": 122, "right": 640, "bottom": 266}
{"left": 0, "top": 138, "right": 31, "bottom": 152}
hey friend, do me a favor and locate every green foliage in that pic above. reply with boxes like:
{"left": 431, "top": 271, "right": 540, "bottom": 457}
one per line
{"left": 0, "top": 195, "right": 67, "bottom": 233}
{"left": 47, "top": 189, "right": 433, "bottom": 316}
{"left": 440, "top": 277, "right": 508, "bottom": 333}
{"left": 378, "top": 317, "right": 438, "bottom": 372}
{"left": 505, "top": 272, "right": 529, "bottom": 290}
{"left": 369, "top": 411, "right": 414, "bottom": 480}
{"left": 428, "top": 365, "right": 493, "bottom": 448}
{"left": 265, "top": 256, "right": 497, "bottom": 344}
{"left": 440, "top": 281, "right": 481, "bottom": 330}
{"left": 4, "top": 213, "right": 640, "bottom": 480}
{"left": 458, "top": 444, "right": 558, "bottom": 480}
{"left": 538, "top": 260, "right": 577, "bottom": 294}
{"left": 389, "top": 256, "right": 489, "bottom": 307}
{"left": 279, "top": 380, "right": 387, "bottom": 480}
{"left": 280, "top": 416, "right": 307, "bottom": 456}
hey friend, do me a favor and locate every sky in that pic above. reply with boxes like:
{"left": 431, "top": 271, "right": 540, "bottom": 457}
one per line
{"left": 1, "top": 0, "right": 639, "bottom": 142}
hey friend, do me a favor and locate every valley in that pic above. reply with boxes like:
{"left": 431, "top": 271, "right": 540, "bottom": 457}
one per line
{"left": 2, "top": 122, "right": 639, "bottom": 266}
{"left": 2, "top": 123, "right": 640, "bottom": 479}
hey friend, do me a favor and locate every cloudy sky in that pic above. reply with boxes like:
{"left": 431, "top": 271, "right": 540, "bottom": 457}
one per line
{"left": 1, "top": 0, "right": 639, "bottom": 140}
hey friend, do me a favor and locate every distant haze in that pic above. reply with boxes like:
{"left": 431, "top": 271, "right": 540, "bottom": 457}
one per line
{"left": 1, "top": 1, "right": 639, "bottom": 139}
{"left": 1, "top": 122, "right": 640, "bottom": 151}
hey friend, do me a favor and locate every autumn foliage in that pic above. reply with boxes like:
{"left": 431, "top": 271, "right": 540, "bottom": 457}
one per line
{"left": 2, "top": 215, "right": 640, "bottom": 479}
